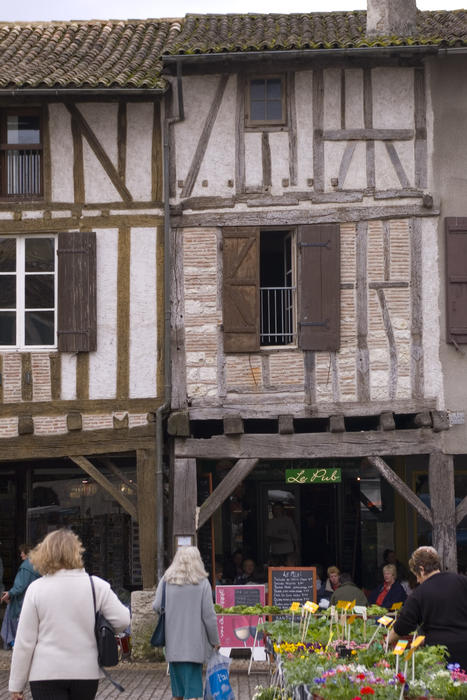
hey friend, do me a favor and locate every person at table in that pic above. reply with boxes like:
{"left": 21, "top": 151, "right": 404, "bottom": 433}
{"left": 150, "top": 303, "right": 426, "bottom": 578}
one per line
{"left": 368, "top": 563, "right": 407, "bottom": 609}
{"left": 330, "top": 573, "right": 368, "bottom": 607}
{"left": 234, "top": 558, "right": 259, "bottom": 585}
{"left": 383, "top": 548, "right": 409, "bottom": 582}
{"left": 318, "top": 565, "right": 340, "bottom": 601}
{"left": 388, "top": 546, "right": 467, "bottom": 671}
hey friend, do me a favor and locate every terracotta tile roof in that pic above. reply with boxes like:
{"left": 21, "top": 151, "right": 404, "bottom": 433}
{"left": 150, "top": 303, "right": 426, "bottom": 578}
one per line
{"left": 168, "top": 10, "right": 467, "bottom": 55}
{"left": 0, "top": 19, "right": 182, "bottom": 89}
{"left": 1, "top": 10, "right": 467, "bottom": 90}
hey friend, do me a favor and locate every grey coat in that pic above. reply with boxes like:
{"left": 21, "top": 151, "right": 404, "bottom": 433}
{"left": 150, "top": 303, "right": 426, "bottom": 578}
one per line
{"left": 153, "top": 577, "right": 219, "bottom": 663}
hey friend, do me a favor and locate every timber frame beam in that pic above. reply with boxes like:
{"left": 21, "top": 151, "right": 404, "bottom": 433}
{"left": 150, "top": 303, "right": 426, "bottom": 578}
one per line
{"left": 198, "top": 458, "right": 258, "bottom": 529}
{"left": 175, "top": 428, "right": 441, "bottom": 460}
{"left": 70, "top": 455, "right": 138, "bottom": 520}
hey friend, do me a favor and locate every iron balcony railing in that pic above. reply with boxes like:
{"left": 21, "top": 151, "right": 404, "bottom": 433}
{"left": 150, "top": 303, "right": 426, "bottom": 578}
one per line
{"left": 260, "top": 286, "right": 296, "bottom": 345}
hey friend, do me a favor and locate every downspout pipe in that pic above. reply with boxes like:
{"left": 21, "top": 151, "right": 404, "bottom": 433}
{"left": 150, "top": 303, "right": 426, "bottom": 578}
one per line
{"left": 156, "top": 60, "right": 185, "bottom": 583}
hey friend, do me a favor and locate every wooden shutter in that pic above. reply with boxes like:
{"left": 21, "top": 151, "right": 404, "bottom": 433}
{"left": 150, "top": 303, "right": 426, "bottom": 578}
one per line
{"left": 298, "top": 223, "right": 340, "bottom": 351}
{"left": 57, "top": 231, "right": 97, "bottom": 352}
{"left": 446, "top": 217, "right": 467, "bottom": 345}
{"left": 223, "top": 227, "right": 260, "bottom": 353}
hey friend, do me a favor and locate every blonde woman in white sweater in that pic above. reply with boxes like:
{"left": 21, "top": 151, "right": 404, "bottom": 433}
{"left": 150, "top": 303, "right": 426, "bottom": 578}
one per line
{"left": 9, "top": 529, "right": 130, "bottom": 700}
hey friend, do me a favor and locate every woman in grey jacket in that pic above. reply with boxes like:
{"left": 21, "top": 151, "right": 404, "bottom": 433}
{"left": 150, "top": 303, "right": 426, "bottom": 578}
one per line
{"left": 153, "top": 546, "right": 219, "bottom": 700}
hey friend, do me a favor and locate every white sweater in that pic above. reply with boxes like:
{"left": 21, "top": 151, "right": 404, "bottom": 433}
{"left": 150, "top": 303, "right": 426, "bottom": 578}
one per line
{"left": 9, "top": 568, "right": 130, "bottom": 693}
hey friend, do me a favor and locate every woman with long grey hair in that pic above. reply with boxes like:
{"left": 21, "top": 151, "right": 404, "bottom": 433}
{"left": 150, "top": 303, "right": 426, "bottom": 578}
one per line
{"left": 153, "top": 546, "right": 219, "bottom": 700}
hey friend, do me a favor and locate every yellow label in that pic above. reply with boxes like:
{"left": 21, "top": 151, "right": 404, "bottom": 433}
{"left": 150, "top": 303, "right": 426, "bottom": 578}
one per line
{"left": 377, "top": 615, "right": 393, "bottom": 627}
{"left": 347, "top": 614, "right": 357, "bottom": 625}
{"left": 393, "top": 640, "right": 408, "bottom": 655}
{"left": 290, "top": 602, "right": 301, "bottom": 612}
{"left": 411, "top": 635, "right": 425, "bottom": 649}
{"left": 406, "top": 647, "right": 415, "bottom": 660}
{"left": 336, "top": 600, "right": 353, "bottom": 611}
{"left": 304, "top": 601, "right": 319, "bottom": 613}
{"left": 390, "top": 602, "right": 403, "bottom": 611}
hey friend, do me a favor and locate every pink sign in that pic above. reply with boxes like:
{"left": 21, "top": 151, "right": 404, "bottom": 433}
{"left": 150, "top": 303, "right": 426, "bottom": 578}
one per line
{"left": 215, "top": 585, "right": 265, "bottom": 648}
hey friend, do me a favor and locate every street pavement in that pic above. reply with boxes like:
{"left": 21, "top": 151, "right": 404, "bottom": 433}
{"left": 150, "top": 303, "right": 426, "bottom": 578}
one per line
{"left": 0, "top": 652, "right": 270, "bottom": 699}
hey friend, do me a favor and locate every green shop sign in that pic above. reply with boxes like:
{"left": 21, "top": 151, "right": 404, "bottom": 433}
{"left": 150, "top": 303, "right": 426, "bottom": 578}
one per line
{"left": 286, "top": 468, "right": 342, "bottom": 484}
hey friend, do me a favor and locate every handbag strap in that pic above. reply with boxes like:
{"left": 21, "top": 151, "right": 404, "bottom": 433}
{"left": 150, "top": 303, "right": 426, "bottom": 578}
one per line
{"left": 88, "top": 574, "right": 124, "bottom": 693}
{"left": 89, "top": 574, "right": 97, "bottom": 616}
{"left": 160, "top": 580, "right": 166, "bottom": 612}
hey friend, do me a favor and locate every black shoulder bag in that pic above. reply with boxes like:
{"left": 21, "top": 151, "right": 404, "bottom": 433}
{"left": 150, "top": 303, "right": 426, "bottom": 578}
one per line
{"left": 89, "top": 575, "right": 124, "bottom": 693}
{"left": 150, "top": 580, "right": 166, "bottom": 647}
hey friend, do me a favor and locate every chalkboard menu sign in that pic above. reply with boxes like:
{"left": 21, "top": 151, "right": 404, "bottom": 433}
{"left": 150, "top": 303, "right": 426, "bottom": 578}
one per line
{"left": 268, "top": 567, "right": 317, "bottom": 608}
{"left": 234, "top": 587, "right": 261, "bottom": 606}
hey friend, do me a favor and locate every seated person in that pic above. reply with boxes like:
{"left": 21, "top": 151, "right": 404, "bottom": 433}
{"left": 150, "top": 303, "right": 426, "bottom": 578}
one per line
{"left": 234, "top": 558, "right": 257, "bottom": 585}
{"left": 368, "top": 563, "right": 407, "bottom": 609}
{"left": 383, "top": 548, "right": 409, "bottom": 582}
{"left": 330, "top": 572, "right": 368, "bottom": 607}
{"left": 318, "top": 565, "right": 340, "bottom": 601}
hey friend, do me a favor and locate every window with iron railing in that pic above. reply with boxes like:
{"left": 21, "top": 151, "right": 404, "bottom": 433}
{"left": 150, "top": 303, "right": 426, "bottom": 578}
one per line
{"left": 260, "top": 230, "right": 296, "bottom": 346}
{"left": 1, "top": 111, "right": 42, "bottom": 198}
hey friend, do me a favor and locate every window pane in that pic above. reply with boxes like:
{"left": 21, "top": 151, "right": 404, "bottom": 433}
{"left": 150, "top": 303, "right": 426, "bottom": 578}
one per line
{"left": 25, "top": 311, "right": 54, "bottom": 345}
{"left": 25, "top": 275, "right": 54, "bottom": 309}
{"left": 266, "top": 100, "right": 283, "bottom": 121}
{"left": 250, "top": 101, "right": 266, "bottom": 121}
{"left": 0, "top": 275, "right": 16, "bottom": 308}
{"left": 0, "top": 312, "right": 16, "bottom": 345}
{"left": 7, "top": 151, "right": 41, "bottom": 196}
{"left": 0, "top": 238, "right": 16, "bottom": 272}
{"left": 7, "top": 115, "right": 41, "bottom": 145}
{"left": 250, "top": 79, "right": 266, "bottom": 101}
{"left": 267, "top": 79, "right": 282, "bottom": 100}
{"left": 25, "top": 238, "right": 54, "bottom": 272}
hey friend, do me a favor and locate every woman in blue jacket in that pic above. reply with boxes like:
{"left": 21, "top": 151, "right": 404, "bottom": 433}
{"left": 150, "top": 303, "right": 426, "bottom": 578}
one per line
{"left": 1, "top": 544, "right": 40, "bottom": 648}
{"left": 368, "top": 564, "right": 407, "bottom": 610}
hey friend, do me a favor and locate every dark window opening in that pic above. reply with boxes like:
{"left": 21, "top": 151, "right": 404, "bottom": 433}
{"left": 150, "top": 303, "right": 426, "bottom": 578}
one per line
{"left": 1, "top": 110, "right": 42, "bottom": 198}
{"left": 247, "top": 77, "right": 285, "bottom": 126}
{"left": 260, "top": 230, "right": 295, "bottom": 346}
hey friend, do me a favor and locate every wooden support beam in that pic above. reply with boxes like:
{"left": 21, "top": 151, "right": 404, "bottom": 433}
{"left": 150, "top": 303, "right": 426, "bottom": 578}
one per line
{"left": 329, "top": 415, "right": 345, "bottom": 433}
{"left": 379, "top": 412, "right": 395, "bottom": 431}
{"left": 175, "top": 429, "right": 440, "bottom": 460}
{"left": 69, "top": 456, "right": 138, "bottom": 521}
{"left": 431, "top": 410, "right": 450, "bottom": 432}
{"left": 100, "top": 457, "right": 134, "bottom": 490}
{"left": 278, "top": 415, "right": 294, "bottom": 435}
{"left": 366, "top": 455, "right": 432, "bottom": 525}
{"left": 168, "top": 411, "right": 191, "bottom": 437}
{"left": 224, "top": 414, "right": 244, "bottom": 435}
{"left": 137, "top": 448, "right": 157, "bottom": 588}
{"left": 172, "top": 458, "right": 197, "bottom": 537}
{"left": 198, "top": 459, "right": 258, "bottom": 530}
{"left": 429, "top": 452, "right": 457, "bottom": 571}
{"left": 456, "top": 494, "right": 467, "bottom": 526}
{"left": 413, "top": 412, "right": 432, "bottom": 428}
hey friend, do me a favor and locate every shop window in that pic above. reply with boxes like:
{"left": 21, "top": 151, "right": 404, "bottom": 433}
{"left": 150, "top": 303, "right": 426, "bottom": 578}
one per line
{"left": 246, "top": 76, "right": 286, "bottom": 127}
{"left": 222, "top": 224, "right": 340, "bottom": 352}
{"left": 1, "top": 109, "right": 43, "bottom": 198}
{"left": 0, "top": 231, "right": 97, "bottom": 351}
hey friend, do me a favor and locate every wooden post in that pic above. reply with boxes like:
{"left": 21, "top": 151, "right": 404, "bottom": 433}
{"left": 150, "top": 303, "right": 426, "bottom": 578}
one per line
{"left": 172, "top": 457, "right": 197, "bottom": 543}
{"left": 137, "top": 448, "right": 157, "bottom": 589}
{"left": 428, "top": 452, "right": 457, "bottom": 572}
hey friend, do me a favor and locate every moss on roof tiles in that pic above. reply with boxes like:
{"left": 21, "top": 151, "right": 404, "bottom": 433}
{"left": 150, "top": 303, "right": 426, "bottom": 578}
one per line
{"left": 0, "top": 10, "right": 466, "bottom": 90}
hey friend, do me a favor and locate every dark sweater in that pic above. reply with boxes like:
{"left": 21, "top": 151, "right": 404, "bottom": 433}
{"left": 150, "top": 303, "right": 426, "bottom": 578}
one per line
{"left": 368, "top": 581, "right": 407, "bottom": 609}
{"left": 394, "top": 572, "right": 467, "bottom": 668}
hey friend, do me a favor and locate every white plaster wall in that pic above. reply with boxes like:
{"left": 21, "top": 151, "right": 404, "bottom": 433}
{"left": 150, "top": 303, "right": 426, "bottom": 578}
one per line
{"left": 175, "top": 75, "right": 219, "bottom": 197}
{"left": 375, "top": 141, "right": 406, "bottom": 190}
{"left": 129, "top": 227, "right": 158, "bottom": 398}
{"left": 80, "top": 103, "right": 118, "bottom": 167}
{"left": 244, "top": 132, "right": 263, "bottom": 189}
{"left": 295, "top": 70, "right": 314, "bottom": 189}
{"left": 83, "top": 140, "right": 121, "bottom": 202}
{"left": 193, "top": 76, "right": 236, "bottom": 197}
{"left": 372, "top": 68, "right": 414, "bottom": 128}
{"left": 126, "top": 103, "right": 153, "bottom": 201}
{"left": 324, "top": 68, "right": 341, "bottom": 129}
{"left": 269, "top": 131, "right": 290, "bottom": 193}
{"left": 60, "top": 353, "right": 77, "bottom": 400}
{"left": 345, "top": 70, "right": 364, "bottom": 128}
{"left": 422, "top": 217, "right": 443, "bottom": 403}
{"left": 326, "top": 141, "right": 367, "bottom": 190}
{"left": 49, "top": 104, "right": 74, "bottom": 202}
{"left": 89, "top": 228, "right": 118, "bottom": 399}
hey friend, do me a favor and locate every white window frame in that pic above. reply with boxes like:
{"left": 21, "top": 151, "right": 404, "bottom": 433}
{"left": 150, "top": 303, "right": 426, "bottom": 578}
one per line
{"left": 0, "top": 234, "right": 57, "bottom": 350}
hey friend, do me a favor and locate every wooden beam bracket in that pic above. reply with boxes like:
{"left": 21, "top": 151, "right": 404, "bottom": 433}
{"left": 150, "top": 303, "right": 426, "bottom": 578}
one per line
{"left": 69, "top": 455, "right": 138, "bottom": 520}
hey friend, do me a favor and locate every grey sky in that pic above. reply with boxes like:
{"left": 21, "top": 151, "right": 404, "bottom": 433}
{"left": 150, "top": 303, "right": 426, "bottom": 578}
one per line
{"left": 0, "top": 0, "right": 462, "bottom": 22}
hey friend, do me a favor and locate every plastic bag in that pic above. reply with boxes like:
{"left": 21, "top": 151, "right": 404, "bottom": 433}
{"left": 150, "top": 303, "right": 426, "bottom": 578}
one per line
{"left": 204, "top": 650, "right": 235, "bottom": 700}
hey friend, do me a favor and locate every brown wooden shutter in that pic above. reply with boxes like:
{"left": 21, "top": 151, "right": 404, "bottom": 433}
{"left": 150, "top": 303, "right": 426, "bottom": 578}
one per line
{"left": 298, "top": 223, "right": 340, "bottom": 351}
{"left": 223, "top": 227, "right": 260, "bottom": 353}
{"left": 446, "top": 217, "right": 467, "bottom": 345}
{"left": 57, "top": 231, "right": 97, "bottom": 352}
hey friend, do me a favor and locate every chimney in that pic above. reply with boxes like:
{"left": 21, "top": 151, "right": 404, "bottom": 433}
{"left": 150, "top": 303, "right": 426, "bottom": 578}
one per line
{"left": 367, "top": 0, "right": 417, "bottom": 37}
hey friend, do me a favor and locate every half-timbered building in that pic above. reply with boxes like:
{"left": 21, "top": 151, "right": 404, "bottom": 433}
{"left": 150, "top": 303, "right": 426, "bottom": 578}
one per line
{"left": 165, "top": 0, "right": 467, "bottom": 586}
{"left": 0, "top": 19, "right": 181, "bottom": 591}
